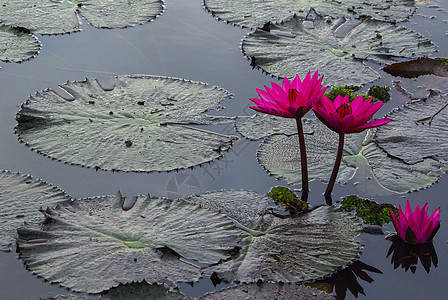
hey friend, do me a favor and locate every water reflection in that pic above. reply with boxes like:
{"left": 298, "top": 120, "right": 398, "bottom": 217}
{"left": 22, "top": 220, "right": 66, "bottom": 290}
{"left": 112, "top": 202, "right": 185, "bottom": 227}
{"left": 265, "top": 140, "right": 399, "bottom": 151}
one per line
{"left": 307, "top": 260, "right": 382, "bottom": 300}
{"left": 386, "top": 235, "right": 438, "bottom": 274}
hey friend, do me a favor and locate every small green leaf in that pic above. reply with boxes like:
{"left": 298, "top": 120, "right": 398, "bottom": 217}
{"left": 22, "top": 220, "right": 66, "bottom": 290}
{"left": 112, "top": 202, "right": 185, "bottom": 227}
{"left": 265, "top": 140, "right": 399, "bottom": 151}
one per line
{"left": 340, "top": 195, "right": 398, "bottom": 226}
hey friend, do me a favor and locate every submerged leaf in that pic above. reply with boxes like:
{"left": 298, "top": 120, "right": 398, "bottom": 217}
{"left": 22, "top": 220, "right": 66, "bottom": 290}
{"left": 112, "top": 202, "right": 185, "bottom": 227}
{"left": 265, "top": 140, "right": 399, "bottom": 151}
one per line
{"left": 203, "top": 0, "right": 416, "bottom": 28}
{"left": 101, "top": 281, "right": 183, "bottom": 300}
{"left": 202, "top": 283, "right": 333, "bottom": 299}
{"left": 186, "top": 190, "right": 362, "bottom": 284}
{"left": 16, "top": 75, "right": 235, "bottom": 172}
{"left": 0, "top": 170, "right": 69, "bottom": 251}
{"left": 258, "top": 120, "right": 440, "bottom": 196}
{"left": 17, "top": 193, "right": 242, "bottom": 293}
{"left": 383, "top": 58, "right": 448, "bottom": 78}
{"left": 375, "top": 90, "right": 448, "bottom": 164}
{"left": 242, "top": 11, "right": 435, "bottom": 86}
{"left": 0, "top": 24, "right": 41, "bottom": 63}
{"left": 0, "top": 0, "right": 164, "bottom": 34}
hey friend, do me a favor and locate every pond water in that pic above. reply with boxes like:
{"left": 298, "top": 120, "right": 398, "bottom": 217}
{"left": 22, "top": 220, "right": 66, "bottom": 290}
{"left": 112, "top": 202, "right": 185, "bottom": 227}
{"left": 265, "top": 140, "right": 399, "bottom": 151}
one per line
{"left": 0, "top": 0, "right": 447, "bottom": 299}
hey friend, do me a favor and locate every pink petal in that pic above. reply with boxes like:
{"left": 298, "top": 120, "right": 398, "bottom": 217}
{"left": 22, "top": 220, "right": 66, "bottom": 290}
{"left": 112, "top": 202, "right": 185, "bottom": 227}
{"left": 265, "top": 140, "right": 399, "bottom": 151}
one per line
{"left": 352, "top": 118, "right": 391, "bottom": 132}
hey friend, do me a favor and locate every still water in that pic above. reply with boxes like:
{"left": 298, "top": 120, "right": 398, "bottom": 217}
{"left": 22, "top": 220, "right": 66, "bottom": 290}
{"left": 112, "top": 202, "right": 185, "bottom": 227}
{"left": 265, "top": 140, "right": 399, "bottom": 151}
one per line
{"left": 0, "top": 0, "right": 447, "bottom": 299}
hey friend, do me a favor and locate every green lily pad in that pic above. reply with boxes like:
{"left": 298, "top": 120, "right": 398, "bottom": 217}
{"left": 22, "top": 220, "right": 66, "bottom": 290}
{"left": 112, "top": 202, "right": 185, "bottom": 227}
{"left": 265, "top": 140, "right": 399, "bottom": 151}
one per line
{"left": 0, "top": 0, "right": 164, "bottom": 35}
{"left": 0, "top": 170, "right": 70, "bottom": 251}
{"left": 0, "top": 24, "right": 41, "bottom": 63}
{"left": 186, "top": 190, "right": 362, "bottom": 284}
{"left": 242, "top": 10, "right": 435, "bottom": 87}
{"left": 375, "top": 90, "right": 448, "bottom": 164}
{"left": 258, "top": 119, "right": 440, "bottom": 196}
{"left": 16, "top": 75, "right": 235, "bottom": 172}
{"left": 202, "top": 283, "right": 333, "bottom": 299}
{"left": 203, "top": 0, "right": 416, "bottom": 29}
{"left": 17, "top": 192, "right": 242, "bottom": 293}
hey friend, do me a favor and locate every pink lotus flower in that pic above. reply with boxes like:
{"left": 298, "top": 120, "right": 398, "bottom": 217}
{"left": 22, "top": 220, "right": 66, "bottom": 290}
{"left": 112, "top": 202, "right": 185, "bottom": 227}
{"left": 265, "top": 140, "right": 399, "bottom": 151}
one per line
{"left": 250, "top": 70, "right": 327, "bottom": 119}
{"left": 313, "top": 95, "right": 391, "bottom": 134}
{"left": 390, "top": 200, "right": 440, "bottom": 244}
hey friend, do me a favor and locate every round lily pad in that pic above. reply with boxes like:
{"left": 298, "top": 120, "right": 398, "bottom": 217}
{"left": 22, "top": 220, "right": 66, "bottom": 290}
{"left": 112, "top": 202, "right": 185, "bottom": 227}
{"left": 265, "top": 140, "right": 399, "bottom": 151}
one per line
{"left": 257, "top": 120, "right": 440, "bottom": 195}
{"left": 186, "top": 190, "right": 362, "bottom": 284}
{"left": 0, "top": 170, "right": 70, "bottom": 251}
{"left": 375, "top": 90, "right": 448, "bottom": 164}
{"left": 16, "top": 75, "right": 235, "bottom": 172}
{"left": 242, "top": 10, "right": 435, "bottom": 86}
{"left": 0, "top": 24, "right": 41, "bottom": 63}
{"left": 17, "top": 192, "right": 242, "bottom": 293}
{"left": 0, "top": 0, "right": 164, "bottom": 35}
{"left": 203, "top": 0, "right": 416, "bottom": 29}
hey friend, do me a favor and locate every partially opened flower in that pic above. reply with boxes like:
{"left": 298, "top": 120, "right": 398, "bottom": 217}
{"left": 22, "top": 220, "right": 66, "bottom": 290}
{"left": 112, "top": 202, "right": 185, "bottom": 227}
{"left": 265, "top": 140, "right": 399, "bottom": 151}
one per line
{"left": 250, "top": 70, "right": 327, "bottom": 195}
{"left": 250, "top": 70, "right": 327, "bottom": 119}
{"left": 390, "top": 200, "right": 440, "bottom": 244}
{"left": 312, "top": 95, "right": 391, "bottom": 197}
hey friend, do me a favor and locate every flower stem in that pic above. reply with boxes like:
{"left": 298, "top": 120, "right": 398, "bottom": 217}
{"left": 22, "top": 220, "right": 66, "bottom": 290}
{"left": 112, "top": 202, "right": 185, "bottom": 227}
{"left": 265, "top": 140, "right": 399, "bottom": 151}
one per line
{"left": 295, "top": 117, "right": 309, "bottom": 194}
{"left": 325, "top": 133, "right": 345, "bottom": 197}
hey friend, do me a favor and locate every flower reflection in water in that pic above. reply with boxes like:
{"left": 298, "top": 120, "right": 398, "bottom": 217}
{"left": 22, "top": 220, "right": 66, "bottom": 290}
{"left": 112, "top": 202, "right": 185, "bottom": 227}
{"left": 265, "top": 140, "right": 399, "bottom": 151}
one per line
{"left": 307, "top": 260, "right": 382, "bottom": 299}
{"left": 386, "top": 235, "right": 438, "bottom": 274}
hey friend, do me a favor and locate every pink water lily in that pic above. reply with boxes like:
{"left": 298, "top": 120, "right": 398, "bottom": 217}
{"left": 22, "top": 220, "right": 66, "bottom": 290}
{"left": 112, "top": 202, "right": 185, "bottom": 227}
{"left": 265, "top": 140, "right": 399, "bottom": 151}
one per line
{"left": 390, "top": 200, "right": 440, "bottom": 244}
{"left": 313, "top": 95, "right": 391, "bottom": 134}
{"left": 250, "top": 70, "right": 327, "bottom": 119}
{"left": 250, "top": 70, "right": 327, "bottom": 195}
{"left": 312, "top": 94, "right": 391, "bottom": 197}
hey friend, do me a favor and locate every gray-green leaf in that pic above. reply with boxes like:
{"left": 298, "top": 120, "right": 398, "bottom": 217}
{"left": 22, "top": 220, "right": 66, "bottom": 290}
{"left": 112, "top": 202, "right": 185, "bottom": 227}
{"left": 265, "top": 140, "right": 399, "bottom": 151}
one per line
{"left": 242, "top": 11, "right": 435, "bottom": 86}
{"left": 203, "top": 0, "right": 416, "bottom": 28}
{"left": 16, "top": 75, "right": 235, "bottom": 172}
{"left": 0, "top": 24, "right": 41, "bottom": 63}
{"left": 258, "top": 120, "right": 440, "bottom": 196}
{"left": 0, "top": 0, "right": 164, "bottom": 35}
{"left": 17, "top": 192, "right": 242, "bottom": 293}
{"left": 375, "top": 90, "right": 448, "bottom": 164}
{"left": 0, "top": 170, "right": 69, "bottom": 251}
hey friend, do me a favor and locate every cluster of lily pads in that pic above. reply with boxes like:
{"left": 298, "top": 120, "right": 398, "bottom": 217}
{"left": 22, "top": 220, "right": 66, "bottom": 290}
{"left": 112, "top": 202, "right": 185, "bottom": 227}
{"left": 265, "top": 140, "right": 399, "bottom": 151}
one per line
{"left": 0, "top": 0, "right": 446, "bottom": 298}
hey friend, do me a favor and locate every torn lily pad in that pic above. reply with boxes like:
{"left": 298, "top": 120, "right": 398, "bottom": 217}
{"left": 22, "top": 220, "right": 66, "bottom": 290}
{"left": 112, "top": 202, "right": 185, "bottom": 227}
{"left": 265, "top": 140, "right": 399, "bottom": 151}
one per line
{"left": 16, "top": 75, "right": 235, "bottom": 172}
{"left": 375, "top": 90, "right": 448, "bottom": 164}
{"left": 0, "top": 0, "right": 164, "bottom": 35}
{"left": 0, "top": 170, "right": 69, "bottom": 251}
{"left": 258, "top": 120, "right": 440, "bottom": 196}
{"left": 186, "top": 190, "right": 362, "bottom": 284}
{"left": 203, "top": 0, "right": 416, "bottom": 29}
{"left": 0, "top": 24, "right": 41, "bottom": 63}
{"left": 202, "top": 283, "right": 333, "bottom": 299}
{"left": 242, "top": 10, "right": 435, "bottom": 86}
{"left": 17, "top": 192, "right": 242, "bottom": 293}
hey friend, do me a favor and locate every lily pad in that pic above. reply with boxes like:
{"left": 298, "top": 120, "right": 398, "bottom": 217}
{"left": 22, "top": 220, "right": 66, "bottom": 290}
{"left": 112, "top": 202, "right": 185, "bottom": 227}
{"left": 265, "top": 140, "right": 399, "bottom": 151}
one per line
{"left": 0, "top": 0, "right": 164, "bottom": 35}
{"left": 0, "top": 170, "right": 70, "bottom": 251}
{"left": 17, "top": 192, "right": 242, "bottom": 293}
{"left": 242, "top": 10, "right": 435, "bottom": 86}
{"left": 16, "top": 75, "right": 235, "bottom": 172}
{"left": 202, "top": 283, "right": 333, "bottom": 299}
{"left": 186, "top": 190, "right": 362, "bottom": 284}
{"left": 203, "top": 0, "right": 416, "bottom": 29}
{"left": 375, "top": 90, "right": 448, "bottom": 164}
{"left": 383, "top": 58, "right": 448, "bottom": 78}
{"left": 0, "top": 24, "right": 41, "bottom": 63}
{"left": 257, "top": 119, "right": 440, "bottom": 195}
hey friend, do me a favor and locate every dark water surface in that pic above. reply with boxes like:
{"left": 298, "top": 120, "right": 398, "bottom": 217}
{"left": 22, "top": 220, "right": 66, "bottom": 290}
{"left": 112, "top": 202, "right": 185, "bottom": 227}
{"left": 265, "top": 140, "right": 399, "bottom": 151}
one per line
{"left": 0, "top": 0, "right": 447, "bottom": 299}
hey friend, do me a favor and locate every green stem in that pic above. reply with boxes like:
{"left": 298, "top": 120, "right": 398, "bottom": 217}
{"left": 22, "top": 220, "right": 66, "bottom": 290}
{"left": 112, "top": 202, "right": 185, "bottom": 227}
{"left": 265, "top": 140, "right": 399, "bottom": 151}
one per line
{"left": 295, "top": 117, "right": 309, "bottom": 194}
{"left": 325, "top": 133, "right": 345, "bottom": 197}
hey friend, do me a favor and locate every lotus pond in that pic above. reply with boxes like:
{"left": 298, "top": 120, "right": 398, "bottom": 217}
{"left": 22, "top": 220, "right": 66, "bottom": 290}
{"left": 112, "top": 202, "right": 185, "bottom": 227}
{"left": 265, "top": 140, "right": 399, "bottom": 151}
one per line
{"left": 0, "top": 0, "right": 447, "bottom": 299}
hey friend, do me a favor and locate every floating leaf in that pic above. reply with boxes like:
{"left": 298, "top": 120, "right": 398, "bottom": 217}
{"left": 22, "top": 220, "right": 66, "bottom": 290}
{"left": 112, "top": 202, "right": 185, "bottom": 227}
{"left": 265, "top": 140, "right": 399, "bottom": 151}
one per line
{"left": 383, "top": 58, "right": 448, "bottom": 78}
{"left": 17, "top": 192, "right": 242, "bottom": 293}
{"left": 340, "top": 195, "right": 398, "bottom": 226}
{"left": 242, "top": 10, "right": 435, "bottom": 86}
{"left": 16, "top": 75, "right": 235, "bottom": 172}
{"left": 0, "top": 170, "right": 69, "bottom": 251}
{"left": 375, "top": 90, "right": 448, "bottom": 164}
{"left": 0, "top": 24, "right": 41, "bottom": 63}
{"left": 0, "top": 0, "right": 164, "bottom": 34}
{"left": 203, "top": 0, "right": 416, "bottom": 29}
{"left": 186, "top": 190, "right": 362, "bottom": 284}
{"left": 202, "top": 283, "right": 333, "bottom": 299}
{"left": 101, "top": 282, "right": 183, "bottom": 300}
{"left": 258, "top": 120, "right": 440, "bottom": 195}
